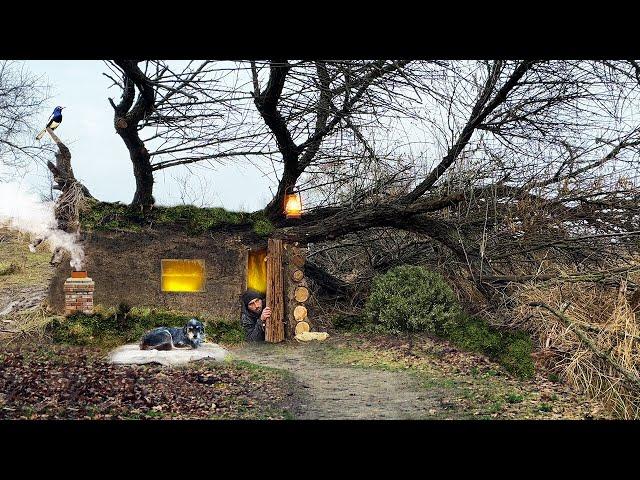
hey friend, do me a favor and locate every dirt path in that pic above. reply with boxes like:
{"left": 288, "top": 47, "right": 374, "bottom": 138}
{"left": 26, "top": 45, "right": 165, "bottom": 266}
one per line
{"left": 231, "top": 341, "right": 441, "bottom": 419}
{"left": 229, "top": 333, "right": 608, "bottom": 420}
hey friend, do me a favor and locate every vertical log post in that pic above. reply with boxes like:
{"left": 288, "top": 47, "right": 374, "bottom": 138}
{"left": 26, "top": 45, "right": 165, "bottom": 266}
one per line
{"left": 265, "top": 238, "right": 285, "bottom": 342}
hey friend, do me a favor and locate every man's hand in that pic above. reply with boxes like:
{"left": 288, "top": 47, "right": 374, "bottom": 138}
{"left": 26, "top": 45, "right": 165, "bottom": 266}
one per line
{"left": 260, "top": 307, "right": 272, "bottom": 321}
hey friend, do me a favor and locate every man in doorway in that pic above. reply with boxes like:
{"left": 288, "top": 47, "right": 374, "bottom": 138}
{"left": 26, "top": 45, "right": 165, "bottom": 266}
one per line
{"left": 240, "top": 289, "right": 271, "bottom": 341}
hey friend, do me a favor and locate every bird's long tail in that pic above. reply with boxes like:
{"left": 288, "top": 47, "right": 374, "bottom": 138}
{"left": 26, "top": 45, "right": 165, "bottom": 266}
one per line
{"left": 35, "top": 128, "right": 47, "bottom": 141}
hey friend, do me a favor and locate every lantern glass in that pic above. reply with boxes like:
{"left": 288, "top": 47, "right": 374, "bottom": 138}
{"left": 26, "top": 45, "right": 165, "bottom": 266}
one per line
{"left": 284, "top": 192, "right": 302, "bottom": 218}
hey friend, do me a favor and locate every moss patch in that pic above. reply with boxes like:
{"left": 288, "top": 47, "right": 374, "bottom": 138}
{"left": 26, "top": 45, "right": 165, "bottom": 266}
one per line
{"left": 313, "top": 344, "right": 407, "bottom": 372}
{"left": 79, "top": 200, "right": 275, "bottom": 237}
{"left": 230, "top": 358, "right": 295, "bottom": 383}
{"left": 0, "top": 262, "right": 22, "bottom": 276}
{"left": 45, "top": 306, "right": 246, "bottom": 349}
{"left": 445, "top": 315, "right": 534, "bottom": 378}
{"left": 506, "top": 392, "right": 524, "bottom": 404}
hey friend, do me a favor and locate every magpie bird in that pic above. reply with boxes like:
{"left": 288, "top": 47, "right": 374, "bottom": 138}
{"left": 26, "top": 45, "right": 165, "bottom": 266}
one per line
{"left": 35, "top": 106, "right": 64, "bottom": 140}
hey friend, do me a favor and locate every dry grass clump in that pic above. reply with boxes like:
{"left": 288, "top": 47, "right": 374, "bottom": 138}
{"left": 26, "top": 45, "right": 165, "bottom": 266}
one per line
{"left": 0, "top": 262, "right": 22, "bottom": 276}
{"left": 0, "top": 228, "right": 53, "bottom": 288}
{"left": 0, "top": 306, "right": 62, "bottom": 346}
{"left": 55, "top": 180, "right": 92, "bottom": 232}
{"left": 510, "top": 276, "right": 640, "bottom": 419}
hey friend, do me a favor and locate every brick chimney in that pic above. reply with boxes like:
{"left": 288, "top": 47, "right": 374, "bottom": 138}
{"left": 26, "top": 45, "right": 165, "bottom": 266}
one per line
{"left": 64, "top": 271, "right": 94, "bottom": 315}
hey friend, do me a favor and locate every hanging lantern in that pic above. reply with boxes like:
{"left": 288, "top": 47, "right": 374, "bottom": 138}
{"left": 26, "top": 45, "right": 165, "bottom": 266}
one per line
{"left": 284, "top": 190, "right": 302, "bottom": 219}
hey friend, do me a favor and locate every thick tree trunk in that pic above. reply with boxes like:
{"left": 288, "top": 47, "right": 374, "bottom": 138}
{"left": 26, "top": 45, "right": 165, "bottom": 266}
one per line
{"left": 128, "top": 135, "right": 154, "bottom": 209}
{"left": 252, "top": 60, "right": 298, "bottom": 221}
{"left": 273, "top": 205, "right": 497, "bottom": 299}
{"left": 46, "top": 128, "right": 93, "bottom": 199}
{"left": 110, "top": 60, "right": 156, "bottom": 212}
{"left": 115, "top": 123, "right": 154, "bottom": 210}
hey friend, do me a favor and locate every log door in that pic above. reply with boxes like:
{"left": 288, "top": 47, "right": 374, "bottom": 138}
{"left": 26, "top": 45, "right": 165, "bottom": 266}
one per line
{"left": 265, "top": 238, "right": 285, "bottom": 342}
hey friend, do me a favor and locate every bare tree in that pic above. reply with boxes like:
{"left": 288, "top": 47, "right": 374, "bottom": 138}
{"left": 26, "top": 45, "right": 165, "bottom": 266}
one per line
{"left": 105, "top": 60, "right": 156, "bottom": 210}
{"left": 105, "top": 60, "right": 265, "bottom": 210}
{"left": 0, "top": 61, "right": 51, "bottom": 180}
{"left": 103, "top": 59, "right": 640, "bottom": 298}
{"left": 249, "top": 59, "right": 422, "bottom": 218}
{"left": 104, "top": 59, "right": 424, "bottom": 216}
{"left": 258, "top": 60, "right": 640, "bottom": 300}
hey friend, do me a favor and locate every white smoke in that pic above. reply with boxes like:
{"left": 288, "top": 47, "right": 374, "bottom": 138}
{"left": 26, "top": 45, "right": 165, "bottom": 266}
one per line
{"left": 0, "top": 182, "right": 85, "bottom": 270}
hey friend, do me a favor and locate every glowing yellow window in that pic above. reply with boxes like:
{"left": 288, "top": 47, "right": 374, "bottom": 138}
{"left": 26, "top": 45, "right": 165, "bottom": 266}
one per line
{"left": 247, "top": 249, "right": 267, "bottom": 294}
{"left": 161, "top": 259, "right": 205, "bottom": 292}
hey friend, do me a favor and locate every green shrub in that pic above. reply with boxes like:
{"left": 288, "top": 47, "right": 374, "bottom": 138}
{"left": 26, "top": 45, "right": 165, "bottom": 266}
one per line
{"left": 497, "top": 331, "right": 535, "bottom": 378}
{"left": 46, "top": 307, "right": 246, "bottom": 348}
{"left": 445, "top": 314, "right": 503, "bottom": 356}
{"left": 359, "top": 265, "right": 535, "bottom": 378}
{"left": 363, "top": 265, "right": 463, "bottom": 334}
{"left": 445, "top": 314, "right": 534, "bottom": 378}
{"left": 206, "top": 321, "right": 246, "bottom": 344}
{"left": 251, "top": 217, "right": 275, "bottom": 236}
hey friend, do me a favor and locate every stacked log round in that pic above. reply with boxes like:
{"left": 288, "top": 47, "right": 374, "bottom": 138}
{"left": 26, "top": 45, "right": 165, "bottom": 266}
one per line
{"left": 295, "top": 320, "right": 310, "bottom": 335}
{"left": 291, "top": 269, "right": 304, "bottom": 282}
{"left": 284, "top": 243, "right": 311, "bottom": 338}
{"left": 294, "top": 286, "right": 310, "bottom": 302}
{"left": 293, "top": 305, "right": 307, "bottom": 321}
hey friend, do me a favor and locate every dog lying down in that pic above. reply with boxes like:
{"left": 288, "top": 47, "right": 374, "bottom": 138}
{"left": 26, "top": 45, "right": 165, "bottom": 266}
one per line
{"left": 140, "top": 319, "right": 205, "bottom": 350}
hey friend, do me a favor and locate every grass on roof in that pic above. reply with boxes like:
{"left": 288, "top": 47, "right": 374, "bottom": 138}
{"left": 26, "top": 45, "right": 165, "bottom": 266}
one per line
{"left": 79, "top": 200, "right": 275, "bottom": 236}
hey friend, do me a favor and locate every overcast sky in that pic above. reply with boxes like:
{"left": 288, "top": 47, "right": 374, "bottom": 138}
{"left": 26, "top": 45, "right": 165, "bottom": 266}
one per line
{"left": 22, "top": 60, "right": 277, "bottom": 211}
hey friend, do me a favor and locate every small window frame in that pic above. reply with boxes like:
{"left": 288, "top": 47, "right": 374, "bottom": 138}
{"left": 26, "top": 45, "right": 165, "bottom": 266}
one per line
{"left": 160, "top": 259, "right": 206, "bottom": 293}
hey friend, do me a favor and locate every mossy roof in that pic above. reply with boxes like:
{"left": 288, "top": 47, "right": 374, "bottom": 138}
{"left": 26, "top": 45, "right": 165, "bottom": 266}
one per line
{"left": 79, "top": 200, "right": 275, "bottom": 237}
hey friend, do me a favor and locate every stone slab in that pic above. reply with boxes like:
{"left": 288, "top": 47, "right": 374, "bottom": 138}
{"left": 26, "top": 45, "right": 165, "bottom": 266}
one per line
{"left": 108, "top": 343, "right": 229, "bottom": 366}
